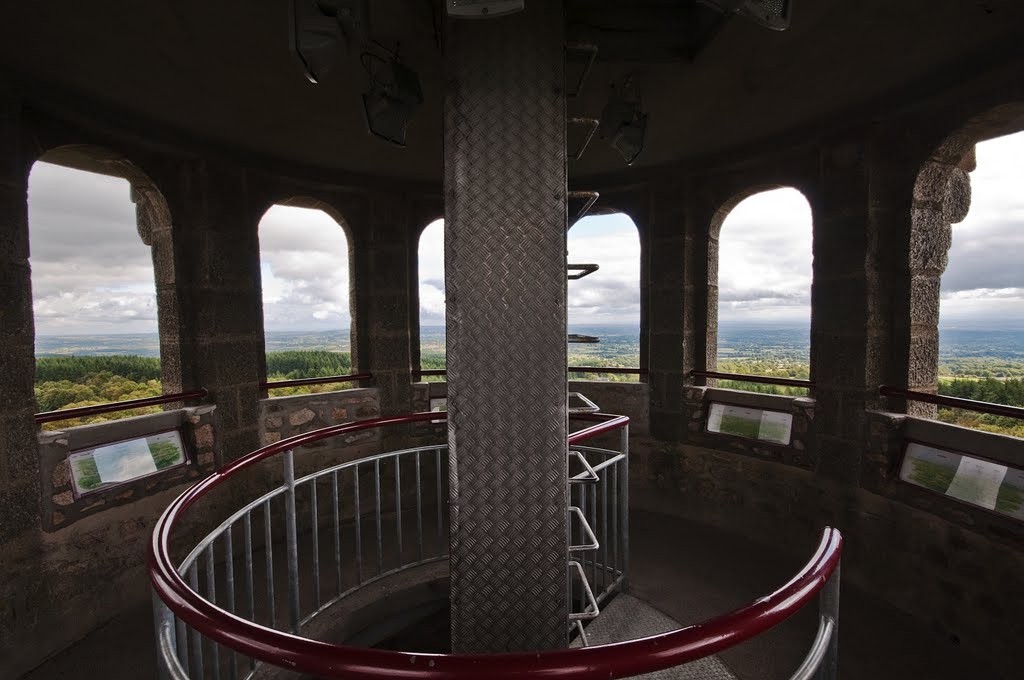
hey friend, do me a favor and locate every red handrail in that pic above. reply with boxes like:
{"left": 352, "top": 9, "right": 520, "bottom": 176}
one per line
{"left": 261, "top": 373, "right": 372, "bottom": 390}
{"left": 692, "top": 369, "right": 813, "bottom": 389}
{"left": 150, "top": 412, "right": 840, "bottom": 680}
{"left": 35, "top": 389, "right": 208, "bottom": 424}
{"left": 569, "top": 413, "right": 630, "bottom": 445}
{"left": 880, "top": 385, "right": 1024, "bottom": 421}
{"left": 415, "top": 368, "right": 647, "bottom": 377}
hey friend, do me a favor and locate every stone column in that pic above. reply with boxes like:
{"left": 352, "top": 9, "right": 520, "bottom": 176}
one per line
{"left": 349, "top": 192, "right": 415, "bottom": 417}
{"left": 444, "top": 2, "right": 569, "bottom": 652}
{"left": 0, "top": 95, "right": 45, "bottom": 679}
{"left": 168, "top": 161, "right": 263, "bottom": 462}
{"left": 0, "top": 95, "right": 37, "bottom": 544}
{"left": 647, "top": 180, "right": 691, "bottom": 440}
{"left": 810, "top": 135, "right": 887, "bottom": 484}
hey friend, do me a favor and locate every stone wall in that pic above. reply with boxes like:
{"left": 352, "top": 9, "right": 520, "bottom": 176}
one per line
{"left": 2, "top": 407, "right": 218, "bottom": 677}
{"left": 38, "top": 406, "right": 217, "bottom": 531}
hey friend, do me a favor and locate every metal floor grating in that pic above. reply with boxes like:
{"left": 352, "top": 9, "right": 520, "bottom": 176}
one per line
{"left": 571, "top": 594, "right": 739, "bottom": 680}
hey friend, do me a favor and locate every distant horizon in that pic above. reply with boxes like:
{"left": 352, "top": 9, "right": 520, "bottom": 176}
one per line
{"left": 34, "top": 320, "right": 1024, "bottom": 338}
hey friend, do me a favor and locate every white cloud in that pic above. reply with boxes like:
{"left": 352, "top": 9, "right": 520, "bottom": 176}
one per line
{"left": 28, "top": 162, "right": 158, "bottom": 335}
{"left": 258, "top": 205, "right": 350, "bottom": 331}
{"left": 718, "top": 188, "right": 813, "bottom": 325}
{"left": 24, "top": 130, "right": 1024, "bottom": 339}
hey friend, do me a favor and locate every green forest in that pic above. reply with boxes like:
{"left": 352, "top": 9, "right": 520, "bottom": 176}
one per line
{"left": 32, "top": 349, "right": 1024, "bottom": 438}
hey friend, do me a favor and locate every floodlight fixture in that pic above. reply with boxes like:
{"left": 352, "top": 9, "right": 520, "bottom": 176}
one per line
{"left": 290, "top": 0, "right": 369, "bottom": 83}
{"left": 600, "top": 79, "right": 647, "bottom": 166}
{"left": 447, "top": 0, "right": 525, "bottom": 19}
{"left": 699, "top": 0, "right": 792, "bottom": 31}
{"left": 361, "top": 53, "right": 424, "bottom": 147}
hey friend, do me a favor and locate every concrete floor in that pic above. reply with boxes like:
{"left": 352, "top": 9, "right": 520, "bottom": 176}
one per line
{"left": 21, "top": 509, "right": 1004, "bottom": 679}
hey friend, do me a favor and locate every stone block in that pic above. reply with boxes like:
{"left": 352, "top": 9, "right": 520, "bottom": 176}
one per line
{"left": 909, "top": 207, "right": 952, "bottom": 272}
{"left": 289, "top": 408, "right": 316, "bottom": 426}
{"left": 0, "top": 482, "right": 37, "bottom": 541}
{"left": 942, "top": 168, "right": 972, "bottom": 225}
{"left": 0, "top": 183, "right": 29, "bottom": 263}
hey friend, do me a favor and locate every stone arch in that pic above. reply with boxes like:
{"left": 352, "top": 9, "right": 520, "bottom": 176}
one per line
{"left": 413, "top": 216, "right": 445, "bottom": 377}
{"left": 28, "top": 144, "right": 185, "bottom": 395}
{"left": 707, "top": 184, "right": 814, "bottom": 384}
{"left": 255, "top": 197, "right": 354, "bottom": 386}
{"left": 905, "top": 102, "right": 1024, "bottom": 415}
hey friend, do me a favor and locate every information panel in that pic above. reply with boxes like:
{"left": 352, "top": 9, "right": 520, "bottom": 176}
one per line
{"left": 706, "top": 402, "right": 793, "bottom": 445}
{"left": 899, "top": 442, "right": 1024, "bottom": 520}
{"left": 69, "top": 429, "right": 187, "bottom": 496}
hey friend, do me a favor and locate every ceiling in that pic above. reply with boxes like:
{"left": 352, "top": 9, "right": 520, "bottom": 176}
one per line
{"left": 2, "top": 1, "right": 1022, "bottom": 183}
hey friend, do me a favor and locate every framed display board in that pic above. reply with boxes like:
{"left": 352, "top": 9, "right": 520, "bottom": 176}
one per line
{"left": 68, "top": 429, "right": 188, "bottom": 497}
{"left": 706, "top": 402, "right": 793, "bottom": 446}
{"left": 899, "top": 441, "right": 1024, "bottom": 520}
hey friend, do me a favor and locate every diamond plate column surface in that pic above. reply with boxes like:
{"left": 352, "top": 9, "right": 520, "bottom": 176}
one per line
{"left": 444, "top": 2, "right": 569, "bottom": 652}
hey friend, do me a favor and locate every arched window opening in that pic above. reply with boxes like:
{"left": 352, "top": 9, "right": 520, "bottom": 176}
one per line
{"left": 567, "top": 213, "right": 641, "bottom": 382}
{"left": 29, "top": 159, "right": 163, "bottom": 429}
{"left": 417, "top": 218, "right": 445, "bottom": 381}
{"left": 258, "top": 204, "right": 352, "bottom": 396}
{"left": 934, "top": 130, "right": 1024, "bottom": 438}
{"left": 714, "top": 188, "right": 812, "bottom": 395}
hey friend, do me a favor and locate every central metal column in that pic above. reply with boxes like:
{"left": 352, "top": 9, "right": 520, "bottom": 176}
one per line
{"left": 444, "top": 2, "right": 569, "bottom": 652}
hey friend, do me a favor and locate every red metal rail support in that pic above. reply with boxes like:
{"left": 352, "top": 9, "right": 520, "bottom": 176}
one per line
{"left": 691, "top": 369, "right": 813, "bottom": 389}
{"left": 150, "top": 412, "right": 841, "bottom": 680}
{"left": 35, "top": 389, "right": 208, "bottom": 425}
{"left": 261, "top": 373, "right": 373, "bottom": 390}
{"left": 880, "top": 385, "right": 1024, "bottom": 421}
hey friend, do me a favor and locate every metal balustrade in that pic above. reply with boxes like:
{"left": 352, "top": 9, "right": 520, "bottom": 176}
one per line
{"left": 150, "top": 412, "right": 840, "bottom": 680}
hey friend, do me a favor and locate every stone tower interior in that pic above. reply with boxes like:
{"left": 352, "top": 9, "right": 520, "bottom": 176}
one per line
{"left": 1, "top": 1, "right": 1023, "bottom": 679}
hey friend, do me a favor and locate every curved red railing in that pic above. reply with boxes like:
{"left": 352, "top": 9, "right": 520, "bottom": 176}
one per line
{"left": 880, "top": 385, "right": 1024, "bottom": 421}
{"left": 692, "top": 369, "right": 813, "bottom": 389}
{"left": 150, "top": 412, "right": 841, "bottom": 680}
{"left": 261, "top": 372, "right": 373, "bottom": 390}
{"left": 35, "top": 389, "right": 208, "bottom": 424}
{"left": 415, "top": 368, "right": 647, "bottom": 378}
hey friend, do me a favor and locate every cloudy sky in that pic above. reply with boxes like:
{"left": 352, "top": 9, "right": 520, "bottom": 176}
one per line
{"left": 26, "top": 129, "right": 1024, "bottom": 337}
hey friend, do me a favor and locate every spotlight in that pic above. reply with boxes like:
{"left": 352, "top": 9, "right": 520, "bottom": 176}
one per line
{"left": 290, "top": 0, "right": 369, "bottom": 83}
{"left": 361, "top": 53, "right": 424, "bottom": 147}
{"left": 600, "top": 79, "right": 647, "bottom": 166}
{"left": 447, "top": 1, "right": 524, "bottom": 19}
{"left": 699, "top": 0, "right": 792, "bottom": 31}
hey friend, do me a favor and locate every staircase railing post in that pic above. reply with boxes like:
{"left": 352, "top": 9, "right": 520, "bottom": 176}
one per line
{"left": 817, "top": 561, "right": 840, "bottom": 680}
{"left": 284, "top": 448, "right": 301, "bottom": 634}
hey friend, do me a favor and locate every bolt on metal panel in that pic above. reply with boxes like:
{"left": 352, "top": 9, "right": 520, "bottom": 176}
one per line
{"left": 443, "top": 0, "right": 570, "bottom": 653}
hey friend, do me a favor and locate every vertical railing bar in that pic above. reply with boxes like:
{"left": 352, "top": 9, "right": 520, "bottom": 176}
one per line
{"left": 395, "top": 455, "right": 403, "bottom": 563}
{"left": 188, "top": 562, "right": 204, "bottom": 679}
{"left": 575, "top": 484, "right": 584, "bottom": 616}
{"left": 332, "top": 471, "right": 342, "bottom": 596}
{"left": 354, "top": 463, "right": 363, "bottom": 583}
{"left": 175, "top": 614, "right": 189, "bottom": 674}
{"left": 374, "top": 458, "right": 383, "bottom": 574}
{"left": 224, "top": 527, "right": 238, "bottom": 680}
{"left": 621, "top": 425, "right": 630, "bottom": 590}
{"left": 311, "top": 478, "right": 321, "bottom": 611}
{"left": 264, "top": 499, "right": 276, "bottom": 629}
{"left": 601, "top": 461, "right": 609, "bottom": 595}
{"left": 819, "top": 561, "right": 841, "bottom": 680}
{"left": 244, "top": 512, "right": 255, "bottom": 673}
{"left": 612, "top": 459, "right": 619, "bottom": 583}
{"left": 283, "top": 449, "right": 301, "bottom": 635}
{"left": 205, "top": 544, "right": 221, "bottom": 679}
{"left": 436, "top": 447, "right": 443, "bottom": 544}
{"left": 415, "top": 451, "right": 424, "bottom": 562}
{"left": 590, "top": 482, "right": 598, "bottom": 592}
